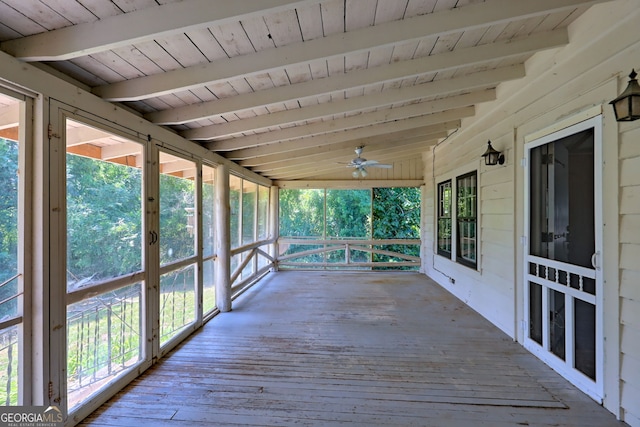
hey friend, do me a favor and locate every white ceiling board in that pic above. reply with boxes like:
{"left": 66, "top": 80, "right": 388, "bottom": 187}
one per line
{"left": 0, "top": 0, "right": 605, "bottom": 182}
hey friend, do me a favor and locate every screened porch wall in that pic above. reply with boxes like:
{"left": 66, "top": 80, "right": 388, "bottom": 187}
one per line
{"left": 0, "top": 44, "right": 272, "bottom": 420}
{"left": 421, "top": 0, "right": 640, "bottom": 424}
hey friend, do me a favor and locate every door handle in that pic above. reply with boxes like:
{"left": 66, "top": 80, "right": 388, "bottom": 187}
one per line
{"left": 591, "top": 251, "right": 600, "bottom": 270}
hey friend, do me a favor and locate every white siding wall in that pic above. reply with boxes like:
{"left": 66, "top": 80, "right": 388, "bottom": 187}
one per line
{"left": 421, "top": 0, "right": 640, "bottom": 423}
{"left": 620, "top": 123, "right": 640, "bottom": 427}
{"left": 423, "top": 132, "right": 516, "bottom": 337}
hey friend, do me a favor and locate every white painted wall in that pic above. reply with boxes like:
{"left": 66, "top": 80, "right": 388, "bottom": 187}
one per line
{"left": 620, "top": 115, "right": 640, "bottom": 427}
{"left": 422, "top": 0, "right": 640, "bottom": 424}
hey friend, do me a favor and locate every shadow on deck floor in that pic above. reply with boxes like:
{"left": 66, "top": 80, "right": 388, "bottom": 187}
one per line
{"left": 80, "top": 271, "right": 625, "bottom": 426}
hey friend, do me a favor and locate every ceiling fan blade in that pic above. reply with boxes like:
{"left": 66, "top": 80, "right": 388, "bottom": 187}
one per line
{"left": 359, "top": 160, "right": 380, "bottom": 166}
{"left": 368, "top": 163, "right": 393, "bottom": 168}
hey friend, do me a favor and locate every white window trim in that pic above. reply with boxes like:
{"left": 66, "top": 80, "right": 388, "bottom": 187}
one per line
{"left": 434, "top": 164, "right": 480, "bottom": 271}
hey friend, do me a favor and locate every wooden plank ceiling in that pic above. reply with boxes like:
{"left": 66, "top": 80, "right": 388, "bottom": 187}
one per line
{"left": 0, "top": 0, "right": 604, "bottom": 182}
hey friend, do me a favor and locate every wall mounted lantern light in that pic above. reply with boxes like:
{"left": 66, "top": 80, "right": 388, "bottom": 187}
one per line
{"left": 481, "top": 140, "right": 504, "bottom": 166}
{"left": 610, "top": 69, "right": 640, "bottom": 122}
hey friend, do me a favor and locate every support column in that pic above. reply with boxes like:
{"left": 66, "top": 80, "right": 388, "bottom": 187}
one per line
{"left": 215, "top": 164, "right": 231, "bottom": 312}
{"left": 269, "top": 185, "right": 279, "bottom": 271}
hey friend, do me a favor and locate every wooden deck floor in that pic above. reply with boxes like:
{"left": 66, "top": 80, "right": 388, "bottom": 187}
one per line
{"left": 80, "top": 271, "right": 625, "bottom": 426}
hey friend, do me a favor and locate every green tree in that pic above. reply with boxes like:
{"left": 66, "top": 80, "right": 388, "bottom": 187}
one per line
{"left": 279, "top": 189, "right": 324, "bottom": 237}
{"left": 159, "top": 173, "right": 195, "bottom": 265}
{"left": 326, "top": 189, "right": 371, "bottom": 239}
{"left": 66, "top": 154, "right": 142, "bottom": 287}
{"left": 0, "top": 138, "right": 18, "bottom": 318}
{"left": 372, "top": 187, "right": 420, "bottom": 269}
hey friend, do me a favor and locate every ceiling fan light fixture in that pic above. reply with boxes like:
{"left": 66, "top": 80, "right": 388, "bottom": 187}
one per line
{"left": 352, "top": 169, "right": 359, "bottom": 178}
{"left": 361, "top": 168, "right": 368, "bottom": 177}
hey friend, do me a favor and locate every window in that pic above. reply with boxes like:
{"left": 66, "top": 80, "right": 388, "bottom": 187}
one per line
{"left": 158, "top": 151, "right": 197, "bottom": 345}
{"left": 372, "top": 187, "right": 421, "bottom": 270}
{"left": 0, "top": 92, "right": 24, "bottom": 406}
{"left": 202, "top": 165, "right": 216, "bottom": 315}
{"left": 456, "top": 172, "right": 477, "bottom": 269}
{"left": 437, "top": 180, "right": 452, "bottom": 258}
{"left": 65, "top": 119, "right": 144, "bottom": 410}
{"left": 279, "top": 188, "right": 421, "bottom": 269}
{"left": 229, "top": 175, "right": 270, "bottom": 283}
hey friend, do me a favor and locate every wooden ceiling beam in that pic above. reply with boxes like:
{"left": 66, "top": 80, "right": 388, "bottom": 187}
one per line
{"left": 251, "top": 133, "right": 446, "bottom": 173}
{"left": 150, "top": 30, "right": 566, "bottom": 126}
{"left": 91, "top": 0, "right": 596, "bottom": 101}
{"left": 195, "top": 65, "right": 520, "bottom": 142}
{"left": 242, "top": 125, "right": 449, "bottom": 169}
{"left": 1, "top": 0, "right": 320, "bottom": 61}
{"left": 265, "top": 146, "right": 432, "bottom": 181}
{"left": 206, "top": 90, "right": 495, "bottom": 151}
{"left": 228, "top": 115, "right": 463, "bottom": 163}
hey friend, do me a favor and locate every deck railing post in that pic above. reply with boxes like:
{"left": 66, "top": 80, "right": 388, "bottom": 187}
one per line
{"left": 345, "top": 243, "right": 350, "bottom": 264}
{"left": 269, "top": 185, "right": 279, "bottom": 271}
{"left": 215, "top": 164, "right": 231, "bottom": 312}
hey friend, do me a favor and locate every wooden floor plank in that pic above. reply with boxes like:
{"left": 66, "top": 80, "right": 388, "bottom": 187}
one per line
{"left": 79, "top": 271, "right": 625, "bottom": 427}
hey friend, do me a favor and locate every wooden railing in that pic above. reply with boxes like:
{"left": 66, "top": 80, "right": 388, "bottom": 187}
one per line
{"left": 230, "top": 239, "right": 276, "bottom": 298}
{"left": 277, "top": 238, "right": 421, "bottom": 269}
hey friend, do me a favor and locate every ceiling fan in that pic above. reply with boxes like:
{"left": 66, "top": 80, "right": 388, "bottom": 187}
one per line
{"left": 347, "top": 146, "right": 392, "bottom": 178}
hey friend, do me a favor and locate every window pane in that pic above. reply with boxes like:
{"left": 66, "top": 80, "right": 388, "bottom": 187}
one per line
{"left": 456, "top": 172, "right": 477, "bottom": 268}
{"left": 279, "top": 189, "right": 324, "bottom": 238}
{"left": 0, "top": 325, "right": 19, "bottom": 406}
{"left": 575, "top": 299, "right": 596, "bottom": 380}
{"left": 231, "top": 254, "right": 242, "bottom": 285}
{"left": 159, "top": 152, "right": 196, "bottom": 265}
{"left": 242, "top": 180, "right": 257, "bottom": 245}
{"left": 160, "top": 265, "right": 196, "bottom": 345}
{"left": 0, "top": 135, "right": 19, "bottom": 319}
{"left": 202, "top": 165, "right": 215, "bottom": 258}
{"left": 202, "top": 259, "right": 216, "bottom": 314}
{"left": 550, "top": 289, "right": 566, "bottom": 361}
{"left": 258, "top": 185, "right": 269, "bottom": 240}
{"left": 67, "top": 283, "right": 142, "bottom": 410}
{"left": 373, "top": 187, "right": 420, "bottom": 270}
{"left": 529, "top": 129, "right": 594, "bottom": 267}
{"left": 229, "top": 175, "right": 242, "bottom": 249}
{"left": 437, "top": 181, "right": 452, "bottom": 257}
{"left": 326, "top": 189, "right": 370, "bottom": 239}
{"left": 529, "top": 282, "right": 543, "bottom": 345}
{"left": 66, "top": 120, "right": 143, "bottom": 289}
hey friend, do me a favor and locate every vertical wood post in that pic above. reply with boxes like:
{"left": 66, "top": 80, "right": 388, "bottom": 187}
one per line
{"left": 215, "top": 164, "right": 231, "bottom": 312}
{"left": 269, "top": 185, "right": 279, "bottom": 271}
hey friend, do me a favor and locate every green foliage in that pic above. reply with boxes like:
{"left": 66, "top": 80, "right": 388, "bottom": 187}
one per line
{"left": 279, "top": 189, "right": 325, "bottom": 238}
{"left": 372, "top": 188, "right": 420, "bottom": 270}
{"left": 279, "top": 187, "right": 421, "bottom": 268}
{"left": 326, "top": 189, "right": 371, "bottom": 238}
{"left": 159, "top": 173, "right": 195, "bottom": 264}
{"left": 242, "top": 182, "right": 257, "bottom": 245}
{"left": 0, "top": 139, "right": 19, "bottom": 320}
{"left": 202, "top": 181, "right": 215, "bottom": 257}
{"left": 372, "top": 187, "right": 420, "bottom": 239}
{"left": 66, "top": 154, "right": 143, "bottom": 286}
